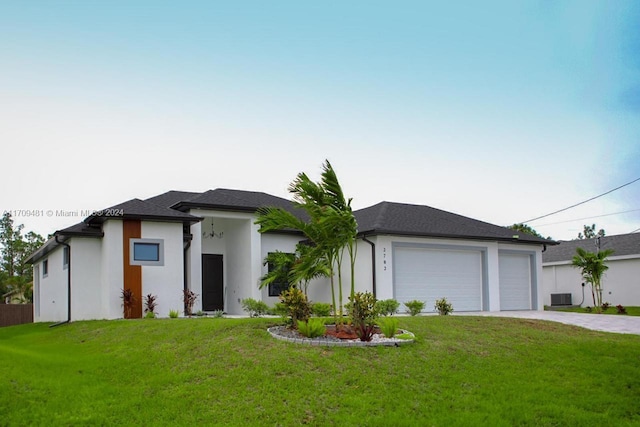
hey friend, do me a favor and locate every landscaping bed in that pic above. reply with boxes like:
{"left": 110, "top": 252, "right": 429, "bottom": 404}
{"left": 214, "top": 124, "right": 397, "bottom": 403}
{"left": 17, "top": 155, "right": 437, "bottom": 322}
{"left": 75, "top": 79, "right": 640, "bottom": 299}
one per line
{"left": 267, "top": 324, "right": 415, "bottom": 346}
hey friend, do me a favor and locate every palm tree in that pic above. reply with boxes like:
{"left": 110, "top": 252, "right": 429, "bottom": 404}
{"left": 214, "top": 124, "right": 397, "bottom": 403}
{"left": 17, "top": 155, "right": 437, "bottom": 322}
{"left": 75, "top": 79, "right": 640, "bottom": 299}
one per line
{"left": 572, "top": 247, "right": 614, "bottom": 311}
{"left": 255, "top": 160, "right": 358, "bottom": 324}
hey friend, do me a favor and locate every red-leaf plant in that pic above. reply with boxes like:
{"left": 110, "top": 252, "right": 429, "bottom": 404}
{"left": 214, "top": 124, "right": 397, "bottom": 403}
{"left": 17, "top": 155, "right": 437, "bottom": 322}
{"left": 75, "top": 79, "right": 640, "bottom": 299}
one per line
{"left": 349, "top": 291, "right": 379, "bottom": 342}
{"left": 144, "top": 294, "right": 158, "bottom": 315}
{"left": 121, "top": 288, "right": 137, "bottom": 318}
{"left": 183, "top": 289, "right": 198, "bottom": 316}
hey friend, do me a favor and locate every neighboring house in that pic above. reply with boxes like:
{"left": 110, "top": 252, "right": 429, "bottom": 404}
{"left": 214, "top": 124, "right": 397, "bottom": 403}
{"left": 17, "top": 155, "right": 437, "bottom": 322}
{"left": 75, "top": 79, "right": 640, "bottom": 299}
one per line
{"left": 542, "top": 233, "right": 640, "bottom": 307}
{"left": 27, "top": 188, "right": 552, "bottom": 322}
{"left": 3, "top": 289, "right": 25, "bottom": 304}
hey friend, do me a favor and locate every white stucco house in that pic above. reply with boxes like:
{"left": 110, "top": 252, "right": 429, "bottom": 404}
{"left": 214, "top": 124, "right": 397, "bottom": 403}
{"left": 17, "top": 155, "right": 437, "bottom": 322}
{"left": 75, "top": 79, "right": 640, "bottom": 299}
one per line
{"left": 27, "top": 188, "right": 553, "bottom": 322}
{"left": 542, "top": 233, "right": 640, "bottom": 307}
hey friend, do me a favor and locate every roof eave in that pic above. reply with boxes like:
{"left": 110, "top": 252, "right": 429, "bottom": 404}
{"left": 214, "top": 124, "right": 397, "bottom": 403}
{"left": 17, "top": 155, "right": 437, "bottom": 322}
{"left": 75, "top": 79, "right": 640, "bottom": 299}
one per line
{"left": 86, "top": 214, "right": 202, "bottom": 225}
{"left": 171, "top": 201, "right": 258, "bottom": 213}
{"left": 358, "top": 229, "right": 552, "bottom": 245}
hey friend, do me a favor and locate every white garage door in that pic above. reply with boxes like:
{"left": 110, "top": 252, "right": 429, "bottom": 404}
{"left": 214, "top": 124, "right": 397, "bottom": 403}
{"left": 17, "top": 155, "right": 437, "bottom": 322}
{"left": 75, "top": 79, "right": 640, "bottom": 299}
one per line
{"left": 499, "top": 253, "right": 531, "bottom": 310}
{"left": 394, "top": 246, "right": 483, "bottom": 312}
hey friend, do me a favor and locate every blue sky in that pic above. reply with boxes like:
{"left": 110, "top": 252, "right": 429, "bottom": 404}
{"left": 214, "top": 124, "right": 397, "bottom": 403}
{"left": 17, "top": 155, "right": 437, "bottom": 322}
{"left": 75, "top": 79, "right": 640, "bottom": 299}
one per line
{"left": 1, "top": 1, "right": 639, "bottom": 240}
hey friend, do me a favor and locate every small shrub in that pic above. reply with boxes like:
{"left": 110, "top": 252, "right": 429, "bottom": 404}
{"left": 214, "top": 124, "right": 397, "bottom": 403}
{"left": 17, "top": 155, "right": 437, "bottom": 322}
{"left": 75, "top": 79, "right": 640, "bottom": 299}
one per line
{"left": 280, "top": 288, "right": 311, "bottom": 328}
{"left": 376, "top": 299, "right": 400, "bottom": 316}
{"left": 183, "top": 289, "right": 198, "bottom": 316}
{"left": 601, "top": 302, "right": 610, "bottom": 311}
{"left": 121, "top": 288, "right": 136, "bottom": 318}
{"left": 377, "top": 316, "right": 399, "bottom": 338}
{"left": 616, "top": 304, "right": 627, "bottom": 315}
{"left": 144, "top": 311, "right": 156, "bottom": 319}
{"left": 297, "top": 318, "right": 326, "bottom": 338}
{"left": 169, "top": 309, "right": 179, "bottom": 318}
{"left": 434, "top": 297, "right": 453, "bottom": 315}
{"left": 395, "top": 332, "right": 413, "bottom": 340}
{"left": 349, "top": 291, "right": 378, "bottom": 342}
{"left": 144, "top": 294, "right": 158, "bottom": 315}
{"left": 405, "top": 300, "right": 425, "bottom": 316}
{"left": 585, "top": 306, "right": 593, "bottom": 313}
{"left": 211, "top": 310, "right": 224, "bottom": 318}
{"left": 272, "top": 302, "right": 288, "bottom": 319}
{"left": 311, "top": 302, "right": 332, "bottom": 317}
{"left": 195, "top": 310, "right": 206, "bottom": 317}
{"left": 241, "top": 298, "right": 269, "bottom": 317}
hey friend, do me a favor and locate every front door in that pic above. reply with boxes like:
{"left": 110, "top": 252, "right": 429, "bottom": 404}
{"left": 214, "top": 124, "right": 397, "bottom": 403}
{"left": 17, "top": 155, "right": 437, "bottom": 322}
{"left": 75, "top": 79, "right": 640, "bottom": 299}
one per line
{"left": 202, "top": 254, "right": 224, "bottom": 311}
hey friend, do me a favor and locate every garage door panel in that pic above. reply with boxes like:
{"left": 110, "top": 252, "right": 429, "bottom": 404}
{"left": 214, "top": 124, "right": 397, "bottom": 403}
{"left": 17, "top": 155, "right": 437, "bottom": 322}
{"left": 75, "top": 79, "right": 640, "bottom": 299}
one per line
{"left": 394, "top": 247, "right": 482, "bottom": 312}
{"left": 499, "top": 253, "right": 531, "bottom": 310}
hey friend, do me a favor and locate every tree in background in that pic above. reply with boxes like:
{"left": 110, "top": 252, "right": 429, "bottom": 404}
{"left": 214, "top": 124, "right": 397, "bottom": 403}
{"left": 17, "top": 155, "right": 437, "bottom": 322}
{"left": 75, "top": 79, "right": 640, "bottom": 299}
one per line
{"left": 0, "top": 212, "right": 45, "bottom": 303}
{"left": 577, "top": 224, "right": 605, "bottom": 240}
{"left": 508, "top": 223, "right": 551, "bottom": 240}
{"left": 571, "top": 247, "right": 614, "bottom": 312}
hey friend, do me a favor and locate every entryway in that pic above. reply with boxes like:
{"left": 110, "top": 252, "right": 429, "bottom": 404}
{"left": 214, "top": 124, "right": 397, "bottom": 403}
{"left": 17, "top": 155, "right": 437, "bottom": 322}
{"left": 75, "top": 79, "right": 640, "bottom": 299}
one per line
{"left": 202, "top": 254, "right": 224, "bottom": 311}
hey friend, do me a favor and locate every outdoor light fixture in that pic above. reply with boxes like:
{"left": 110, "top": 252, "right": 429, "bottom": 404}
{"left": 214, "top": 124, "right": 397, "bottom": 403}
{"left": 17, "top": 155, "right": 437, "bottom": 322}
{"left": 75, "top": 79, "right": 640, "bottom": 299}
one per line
{"left": 202, "top": 221, "right": 223, "bottom": 239}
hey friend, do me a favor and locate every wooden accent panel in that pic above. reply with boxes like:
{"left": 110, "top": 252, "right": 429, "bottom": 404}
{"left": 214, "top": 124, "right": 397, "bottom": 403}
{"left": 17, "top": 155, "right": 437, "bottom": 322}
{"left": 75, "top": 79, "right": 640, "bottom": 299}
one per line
{"left": 123, "top": 220, "right": 142, "bottom": 319}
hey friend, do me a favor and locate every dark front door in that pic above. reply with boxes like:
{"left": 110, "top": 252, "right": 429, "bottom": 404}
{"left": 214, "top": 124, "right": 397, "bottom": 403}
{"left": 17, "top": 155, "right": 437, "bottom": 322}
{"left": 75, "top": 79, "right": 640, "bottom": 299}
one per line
{"left": 202, "top": 254, "right": 224, "bottom": 311}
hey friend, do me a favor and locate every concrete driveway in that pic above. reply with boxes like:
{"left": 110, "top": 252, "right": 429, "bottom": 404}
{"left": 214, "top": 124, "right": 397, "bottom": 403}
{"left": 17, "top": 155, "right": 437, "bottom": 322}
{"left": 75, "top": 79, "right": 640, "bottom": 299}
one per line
{"left": 454, "top": 310, "right": 640, "bottom": 335}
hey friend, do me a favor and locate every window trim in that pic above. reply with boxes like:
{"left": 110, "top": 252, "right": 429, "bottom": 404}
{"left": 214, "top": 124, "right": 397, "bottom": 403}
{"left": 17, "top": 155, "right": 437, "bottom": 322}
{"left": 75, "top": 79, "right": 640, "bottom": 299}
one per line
{"left": 129, "top": 238, "right": 165, "bottom": 266}
{"left": 42, "top": 259, "right": 49, "bottom": 278}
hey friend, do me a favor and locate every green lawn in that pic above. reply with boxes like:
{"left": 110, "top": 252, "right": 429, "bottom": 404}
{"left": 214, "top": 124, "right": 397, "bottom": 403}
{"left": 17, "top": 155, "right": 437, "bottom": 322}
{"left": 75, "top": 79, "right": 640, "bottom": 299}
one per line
{"left": 547, "top": 306, "right": 640, "bottom": 316}
{"left": 1, "top": 317, "right": 639, "bottom": 426}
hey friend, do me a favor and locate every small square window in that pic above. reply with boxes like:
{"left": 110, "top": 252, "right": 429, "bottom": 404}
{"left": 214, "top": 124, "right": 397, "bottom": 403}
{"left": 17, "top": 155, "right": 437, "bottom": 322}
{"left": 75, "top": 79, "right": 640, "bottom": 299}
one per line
{"left": 129, "top": 239, "right": 164, "bottom": 266}
{"left": 134, "top": 243, "right": 159, "bottom": 261}
{"left": 43, "top": 259, "right": 48, "bottom": 277}
{"left": 268, "top": 281, "right": 291, "bottom": 297}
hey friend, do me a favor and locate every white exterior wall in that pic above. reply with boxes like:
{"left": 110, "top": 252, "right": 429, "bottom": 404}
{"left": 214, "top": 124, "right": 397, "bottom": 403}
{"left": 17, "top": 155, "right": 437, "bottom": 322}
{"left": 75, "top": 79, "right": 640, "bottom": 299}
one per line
{"left": 543, "top": 256, "right": 640, "bottom": 307}
{"left": 101, "top": 220, "right": 123, "bottom": 319}
{"left": 70, "top": 238, "right": 103, "bottom": 320}
{"left": 141, "top": 222, "right": 184, "bottom": 318}
{"left": 35, "top": 245, "right": 67, "bottom": 322}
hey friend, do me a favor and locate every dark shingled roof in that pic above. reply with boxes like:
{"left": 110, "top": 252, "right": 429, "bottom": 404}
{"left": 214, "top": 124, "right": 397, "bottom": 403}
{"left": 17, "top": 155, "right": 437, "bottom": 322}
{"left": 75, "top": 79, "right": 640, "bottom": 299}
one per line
{"left": 57, "top": 222, "right": 104, "bottom": 237}
{"left": 542, "top": 233, "right": 640, "bottom": 263}
{"left": 145, "top": 190, "right": 201, "bottom": 209}
{"left": 172, "top": 188, "right": 307, "bottom": 220}
{"left": 354, "top": 201, "right": 553, "bottom": 244}
{"left": 85, "top": 198, "right": 201, "bottom": 224}
{"left": 26, "top": 222, "right": 105, "bottom": 263}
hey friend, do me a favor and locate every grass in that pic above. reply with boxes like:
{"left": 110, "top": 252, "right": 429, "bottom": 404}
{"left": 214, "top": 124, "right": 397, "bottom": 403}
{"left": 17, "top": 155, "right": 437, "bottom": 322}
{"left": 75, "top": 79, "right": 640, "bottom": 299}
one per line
{"left": 547, "top": 305, "right": 640, "bottom": 316}
{"left": 1, "top": 317, "right": 639, "bottom": 426}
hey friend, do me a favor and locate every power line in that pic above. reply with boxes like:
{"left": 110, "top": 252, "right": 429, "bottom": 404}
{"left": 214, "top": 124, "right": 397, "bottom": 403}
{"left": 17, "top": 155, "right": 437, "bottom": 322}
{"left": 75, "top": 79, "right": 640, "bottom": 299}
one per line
{"left": 631, "top": 227, "right": 640, "bottom": 233}
{"left": 522, "top": 176, "right": 640, "bottom": 224}
{"left": 534, "top": 208, "right": 640, "bottom": 227}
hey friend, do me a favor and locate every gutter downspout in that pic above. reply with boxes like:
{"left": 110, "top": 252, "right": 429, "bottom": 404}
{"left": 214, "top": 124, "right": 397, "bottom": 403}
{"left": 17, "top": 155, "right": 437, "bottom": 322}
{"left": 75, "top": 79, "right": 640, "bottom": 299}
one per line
{"left": 50, "top": 235, "right": 71, "bottom": 328}
{"left": 361, "top": 235, "right": 376, "bottom": 297}
{"left": 183, "top": 233, "right": 192, "bottom": 316}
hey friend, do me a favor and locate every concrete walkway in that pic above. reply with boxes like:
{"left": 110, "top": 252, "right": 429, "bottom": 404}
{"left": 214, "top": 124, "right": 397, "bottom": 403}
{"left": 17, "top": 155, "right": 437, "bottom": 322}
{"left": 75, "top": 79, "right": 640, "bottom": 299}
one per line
{"left": 454, "top": 310, "right": 640, "bottom": 335}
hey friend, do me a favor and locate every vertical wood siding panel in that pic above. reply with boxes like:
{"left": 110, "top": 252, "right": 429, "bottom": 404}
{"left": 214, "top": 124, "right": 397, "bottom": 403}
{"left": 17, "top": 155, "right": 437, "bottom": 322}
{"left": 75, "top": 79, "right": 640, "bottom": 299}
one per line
{"left": 123, "top": 220, "right": 142, "bottom": 318}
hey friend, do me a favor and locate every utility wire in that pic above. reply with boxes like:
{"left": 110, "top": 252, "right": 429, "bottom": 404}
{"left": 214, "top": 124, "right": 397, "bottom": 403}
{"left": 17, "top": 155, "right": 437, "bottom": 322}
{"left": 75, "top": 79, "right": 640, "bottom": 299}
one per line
{"left": 534, "top": 208, "right": 640, "bottom": 227}
{"left": 631, "top": 227, "right": 640, "bottom": 233}
{"left": 522, "top": 176, "right": 640, "bottom": 224}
